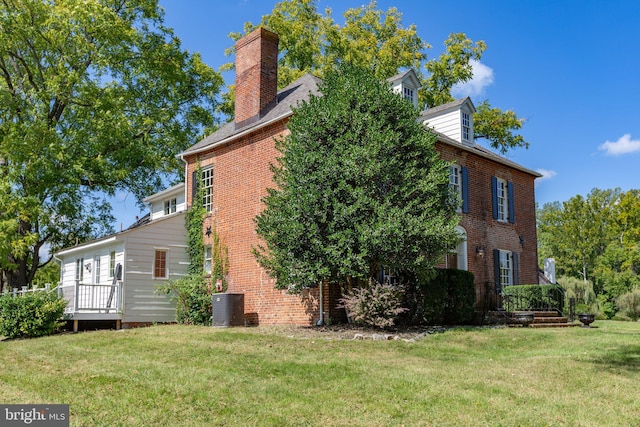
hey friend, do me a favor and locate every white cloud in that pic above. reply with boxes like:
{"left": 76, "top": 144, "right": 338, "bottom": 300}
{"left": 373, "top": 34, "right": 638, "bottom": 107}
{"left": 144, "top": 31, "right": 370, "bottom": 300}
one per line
{"left": 451, "top": 60, "right": 494, "bottom": 98}
{"left": 598, "top": 134, "right": 640, "bottom": 156}
{"left": 535, "top": 168, "right": 557, "bottom": 182}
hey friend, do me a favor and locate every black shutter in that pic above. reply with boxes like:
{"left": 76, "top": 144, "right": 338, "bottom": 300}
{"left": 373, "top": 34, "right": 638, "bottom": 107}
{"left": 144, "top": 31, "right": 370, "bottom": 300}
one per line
{"left": 493, "top": 249, "right": 501, "bottom": 294}
{"left": 508, "top": 181, "right": 515, "bottom": 224}
{"left": 512, "top": 252, "right": 519, "bottom": 285}
{"left": 491, "top": 176, "right": 498, "bottom": 220}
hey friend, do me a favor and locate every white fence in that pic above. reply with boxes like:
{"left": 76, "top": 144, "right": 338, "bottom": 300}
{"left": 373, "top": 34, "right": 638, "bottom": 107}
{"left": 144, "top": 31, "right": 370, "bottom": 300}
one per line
{"left": 2, "top": 282, "right": 122, "bottom": 314}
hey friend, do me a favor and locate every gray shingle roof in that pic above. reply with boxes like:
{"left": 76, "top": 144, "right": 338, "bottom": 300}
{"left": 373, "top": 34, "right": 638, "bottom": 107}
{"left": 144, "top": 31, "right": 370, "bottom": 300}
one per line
{"left": 419, "top": 97, "right": 471, "bottom": 121}
{"left": 181, "top": 73, "right": 322, "bottom": 156}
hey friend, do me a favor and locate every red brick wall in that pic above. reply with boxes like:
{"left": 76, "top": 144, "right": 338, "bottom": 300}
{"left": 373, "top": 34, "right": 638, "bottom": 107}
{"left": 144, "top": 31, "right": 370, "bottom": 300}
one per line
{"left": 184, "top": 119, "right": 321, "bottom": 325}
{"left": 234, "top": 28, "right": 279, "bottom": 127}
{"left": 436, "top": 142, "right": 539, "bottom": 310}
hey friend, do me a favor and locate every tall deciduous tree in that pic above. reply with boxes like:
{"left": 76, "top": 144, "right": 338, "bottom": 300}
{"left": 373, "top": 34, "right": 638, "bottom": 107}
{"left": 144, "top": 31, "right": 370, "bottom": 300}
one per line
{"left": 0, "top": 0, "right": 223, "bottom": 290}
{"left": 221, "top": 0, "right": 528, "bottom": 153}
{"left": 538, "top": 188, "right": 640, "bottom": 311}
{"left": 254, "top": 64, "right": 460, "bottom": 294}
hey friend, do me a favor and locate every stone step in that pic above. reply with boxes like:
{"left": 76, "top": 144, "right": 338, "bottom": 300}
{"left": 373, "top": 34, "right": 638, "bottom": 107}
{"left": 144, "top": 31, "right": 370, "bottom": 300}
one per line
{"left": 530, "top": 322, "right": 578, "bottom": 328}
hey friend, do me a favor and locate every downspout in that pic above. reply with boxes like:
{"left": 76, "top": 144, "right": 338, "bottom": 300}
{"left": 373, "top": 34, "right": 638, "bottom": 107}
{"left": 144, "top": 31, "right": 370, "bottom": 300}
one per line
{"left": 316, "top": 281, "right": 324, "bottom": 326}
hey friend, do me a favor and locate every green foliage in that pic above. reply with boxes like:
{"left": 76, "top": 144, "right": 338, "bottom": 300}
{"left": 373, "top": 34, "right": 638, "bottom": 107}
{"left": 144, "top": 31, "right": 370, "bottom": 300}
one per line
{"left": 0, "top": 0, "right": 224, "bottom": 290}
{"left": 539, "top": 189, "right": 640, "bottom": 317}
{"left": 502, "top": 284, "right": 564, "bottom": 312}
{"left": 337, "top": 280, "right": 407, "bottom": 329}
{"left": 0, "top": 291, "right": 66, "bottom": 339}
{"left": 31, "top": 262, "right": 60, "bottom": 289}
{"left": 186, "top": 165, "right": 206, "bottom": 276}
{"left": 407, "top": 268, "right": 475, "bottom": 325}
{"left": 422, "top": 33, "right": 485, "bottom": 108}
{"left": 254, "top": 63, "right": 460, "bottom": 293}
{"left": 222, "top": 0, "right": 528, "bottom": 153}
{"left": 558, "top": 275, "right": 596, "bottom": 306}
{"left": 473, "top": 101, "right": 527, "bottom": 153}
{"left": 616, "top": 289, "right": 640, "bottom": 321}
{"left": 157, "top": 274, "right": 212, "bottom": 325}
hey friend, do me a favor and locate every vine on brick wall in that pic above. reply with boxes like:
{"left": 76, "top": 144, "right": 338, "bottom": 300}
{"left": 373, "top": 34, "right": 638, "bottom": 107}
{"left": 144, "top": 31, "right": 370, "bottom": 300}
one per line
{"left": 186, "top": 163, "right": 229, "bottom": 289}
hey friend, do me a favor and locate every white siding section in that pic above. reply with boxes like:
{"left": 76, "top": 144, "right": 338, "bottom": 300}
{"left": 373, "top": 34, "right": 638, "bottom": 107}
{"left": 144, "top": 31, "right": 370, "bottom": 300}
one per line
{"left": 424, "top": 109, "right": 462, "bottom": 142}
{"left": 56, "top": 210, "right": 189, "bottom": 324}
{"left": 149, "top": 189, "right": 186, "bottom": 220}
{"left": 120, "top": 212, "right": 188, "bottom": 323}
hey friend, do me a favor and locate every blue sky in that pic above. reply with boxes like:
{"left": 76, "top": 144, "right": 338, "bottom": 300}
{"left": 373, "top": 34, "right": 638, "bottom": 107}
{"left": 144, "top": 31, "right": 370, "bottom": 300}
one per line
{"left": 112, "top": 0, "right": 640, "bottom": 228}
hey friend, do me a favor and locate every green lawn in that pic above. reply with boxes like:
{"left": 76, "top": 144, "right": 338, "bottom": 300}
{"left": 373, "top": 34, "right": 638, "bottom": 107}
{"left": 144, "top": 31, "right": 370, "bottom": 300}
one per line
{"left": 1, "top": 321, "right": 639, "bottom": 426}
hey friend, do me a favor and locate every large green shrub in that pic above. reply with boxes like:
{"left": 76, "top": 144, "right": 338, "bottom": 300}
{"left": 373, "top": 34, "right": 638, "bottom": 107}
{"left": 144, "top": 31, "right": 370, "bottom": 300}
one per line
{"left": 401, "top": 268, "right": 475, "bottom": 325}
{"left": 0, "top": 291, "right": 67, "bottom": 339}
{"left": 158, "top": 275, "right": 212, "bottom": 325}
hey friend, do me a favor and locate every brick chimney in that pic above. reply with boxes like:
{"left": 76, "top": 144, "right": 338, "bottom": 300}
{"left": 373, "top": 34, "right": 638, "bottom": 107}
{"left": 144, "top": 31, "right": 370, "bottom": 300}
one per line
{"left": 234, "top": 27, "right": 279, "bottom": 129}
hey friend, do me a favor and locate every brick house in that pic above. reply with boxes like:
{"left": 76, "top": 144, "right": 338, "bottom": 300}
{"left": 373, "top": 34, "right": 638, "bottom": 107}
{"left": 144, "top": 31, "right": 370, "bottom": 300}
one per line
{"left": 178, "top": 27, "right": 540, "bottom": 326}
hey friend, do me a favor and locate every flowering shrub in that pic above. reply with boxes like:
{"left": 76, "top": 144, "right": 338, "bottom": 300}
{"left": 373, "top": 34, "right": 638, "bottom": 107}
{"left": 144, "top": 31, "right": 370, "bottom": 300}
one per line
{"left": 338, "top": 280, "right": 408, "bottom": 329}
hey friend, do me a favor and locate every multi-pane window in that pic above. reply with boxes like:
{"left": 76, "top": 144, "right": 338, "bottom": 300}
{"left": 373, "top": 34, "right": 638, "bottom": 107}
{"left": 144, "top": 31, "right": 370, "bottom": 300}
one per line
{"left": 403, "top": 87, "right": 414, "bottom": 104}
{"left": 154, "top": 250, "right": 167, "bottom": 279}
{"left": 94, "top": 256, "right": 101, "bottom": 284}
{"left": 496, "top": 178, "right": 509, "bottom": 222}
{"left": 202, "top": 167, "right": 214, "bottom": 212}
{"left": 381, "top": 266, "right": 399, "bottom": 285}
{"left": 75, "top": 258, "right": 84, "bottom": 283}
{"left": 449, "top": 165, "right": 462, "bottom": 211}
{"left": 204, "top": 245, "right": 213, "bottom": 274}
{"left": 499, "top": 250, "right": 513, "bottom": 287}
{"left": 109, "top": 251, "right": 116, "bottom": 278}
{"left": 164, "top": 198, "right": 177, "bottom": 215}
{"left": 462, "top": 111, "right": 470, "bottom": 141}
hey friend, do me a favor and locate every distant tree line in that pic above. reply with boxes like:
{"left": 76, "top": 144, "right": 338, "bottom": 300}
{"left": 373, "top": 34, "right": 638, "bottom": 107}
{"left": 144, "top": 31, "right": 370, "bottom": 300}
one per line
{"left": 537, "top": 188, "right": 640, "bottom": 318}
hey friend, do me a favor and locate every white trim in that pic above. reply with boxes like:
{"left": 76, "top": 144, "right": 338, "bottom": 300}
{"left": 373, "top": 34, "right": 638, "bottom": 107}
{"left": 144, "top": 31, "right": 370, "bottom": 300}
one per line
{"left": 57, "top": 236, "right": 118, "bottom": 256}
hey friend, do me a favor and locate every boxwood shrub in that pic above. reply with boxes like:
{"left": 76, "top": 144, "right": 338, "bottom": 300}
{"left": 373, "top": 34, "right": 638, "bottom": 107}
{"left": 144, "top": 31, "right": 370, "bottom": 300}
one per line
{"left": 401, "top": 268, "right": 475, "bottom": 326}
{"left": 0, "top": 291, "right": 67, "bottom": 339}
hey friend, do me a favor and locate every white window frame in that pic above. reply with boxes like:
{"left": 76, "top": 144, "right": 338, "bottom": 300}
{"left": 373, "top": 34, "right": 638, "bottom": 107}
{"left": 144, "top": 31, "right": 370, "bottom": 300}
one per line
{"left": 75, "top": 258, "right": 84, "bottom": 283}
{"left": 109, "top": 251, "right": 116, "bottom": 279}
{"left": 462, "top": 111, "right": 470, "bottom": 141}
{"left": 496, "top": 177, "right": 509, "bottom": 222}
{"left": 449, "top": 165, "right": 463, "bottom": 212}
{"left": 154, "top": 249, "right": 168, "bottom": 279}
{"left": 202, "top": 167, "right": 214, "bottom": 212}
{"left": 499, "top": 250, "right": 513, "bottom": 287}
{"left": 94, "top": 256, "right": 101, "bottom": 284}
{"left": 381, "top": 266, "right": 399, "bottom": 285}
{"left": 204, "top": 245, "right": 213, "bottom": 274}
{"left": 403, "top": 87, "right": 414, "bottom": 104}
{"left": 164, "top": 198, "right": 177, "bottom": 215}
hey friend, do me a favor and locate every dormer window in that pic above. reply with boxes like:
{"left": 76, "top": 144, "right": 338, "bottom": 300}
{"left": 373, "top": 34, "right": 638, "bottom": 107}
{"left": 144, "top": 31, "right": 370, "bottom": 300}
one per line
{"left": 164, "top": 198, "right": 177, "bottom": 215}
{"left": 462, "top": 111, "right": 470, "bottom": 142}
{"left": 403, "top": 87, "right": 414, "bottom": 104}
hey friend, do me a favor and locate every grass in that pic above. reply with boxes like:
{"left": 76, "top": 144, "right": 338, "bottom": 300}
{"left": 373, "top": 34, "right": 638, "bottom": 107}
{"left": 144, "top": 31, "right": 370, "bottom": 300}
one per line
{"left": 1, "top": 321, "right": 640, "bottom": 426}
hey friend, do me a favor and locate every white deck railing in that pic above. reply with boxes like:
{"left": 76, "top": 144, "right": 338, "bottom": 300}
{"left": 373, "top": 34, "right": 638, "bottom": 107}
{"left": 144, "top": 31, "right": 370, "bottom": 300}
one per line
{"left": 57, "top": 282, "right": 122, "bottom": 313}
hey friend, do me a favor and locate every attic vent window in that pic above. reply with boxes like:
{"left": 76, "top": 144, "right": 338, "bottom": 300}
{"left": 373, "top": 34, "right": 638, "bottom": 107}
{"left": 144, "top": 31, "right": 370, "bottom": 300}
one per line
{"left": 403, "top": 87, "right": 414, "bottom": 103}
{"left": 164, "top": 198, "right": 177, "bottom": 215}
{"left": 462, "top": 111, "right": 470, "bottom": 141}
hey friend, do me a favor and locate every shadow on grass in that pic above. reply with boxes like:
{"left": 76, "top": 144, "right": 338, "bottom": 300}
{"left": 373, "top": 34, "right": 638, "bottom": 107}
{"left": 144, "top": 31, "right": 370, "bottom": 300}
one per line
{"left": 589, "top": 344, "right": 640, "bottom": 372}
